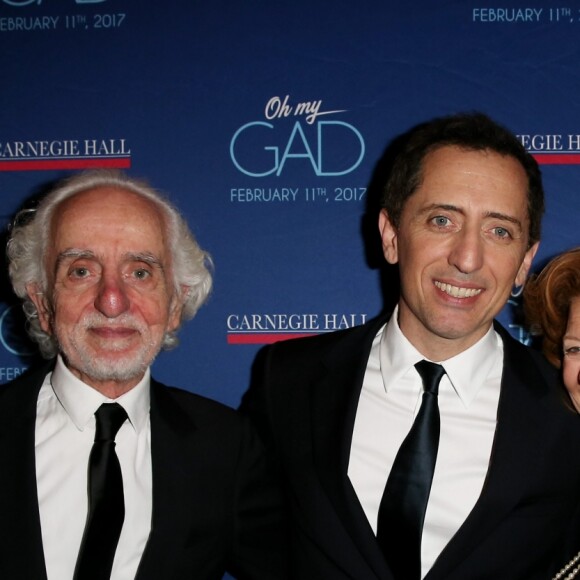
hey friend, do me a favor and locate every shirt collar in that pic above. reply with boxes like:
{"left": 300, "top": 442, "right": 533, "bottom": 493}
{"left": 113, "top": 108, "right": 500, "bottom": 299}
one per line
{"left": 50, "top": 355, "right": 151, "bottom": 433}
{"left": 380, "top": 305, "right": 503, "bottom": 407}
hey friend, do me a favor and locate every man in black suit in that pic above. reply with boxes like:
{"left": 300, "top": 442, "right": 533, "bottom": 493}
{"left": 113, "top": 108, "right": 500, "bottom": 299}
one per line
{"left": 243, "top": 113, "right": 580, "bottom": 579}
{"left": 0, "top": 170, "right": 287, "bottom": 579}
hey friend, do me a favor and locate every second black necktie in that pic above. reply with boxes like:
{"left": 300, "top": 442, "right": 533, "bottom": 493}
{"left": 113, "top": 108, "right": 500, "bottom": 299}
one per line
{"left": 377, "top": 360, "right": 446, "bottom": 580}
{"left": 74, "top": 402, "right": 128, "bottom": 580}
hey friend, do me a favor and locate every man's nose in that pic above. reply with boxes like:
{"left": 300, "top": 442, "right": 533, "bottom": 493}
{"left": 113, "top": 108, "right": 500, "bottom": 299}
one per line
{"left": 94, "top": 271, "right": 131, "bottom": 318}
{"left": 448, "top": 225, "right": 484, "bottom": 274}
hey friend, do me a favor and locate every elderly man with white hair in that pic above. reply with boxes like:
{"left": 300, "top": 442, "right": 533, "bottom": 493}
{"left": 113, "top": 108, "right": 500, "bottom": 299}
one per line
{"left": 0, "top": 170, "right": 287, "bottom": 580}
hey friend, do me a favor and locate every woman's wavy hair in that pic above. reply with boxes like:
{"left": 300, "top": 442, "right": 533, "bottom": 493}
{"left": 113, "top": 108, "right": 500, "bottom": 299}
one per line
{"left": 7, "top": 170, "right": 213, "bottom": 358}
{"left": 523, "top": 248, "right": 580, "bottom": 368}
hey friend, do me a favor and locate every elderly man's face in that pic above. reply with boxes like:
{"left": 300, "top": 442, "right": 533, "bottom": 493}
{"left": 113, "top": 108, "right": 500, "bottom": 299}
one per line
{"left": 29, "top": 187, "right": 182, "bottom": 396}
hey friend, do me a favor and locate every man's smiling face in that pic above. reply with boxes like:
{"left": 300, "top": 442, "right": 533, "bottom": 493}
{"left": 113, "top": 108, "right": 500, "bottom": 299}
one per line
{"left": 379, "top": 145, "right": 538, "bottom": 360}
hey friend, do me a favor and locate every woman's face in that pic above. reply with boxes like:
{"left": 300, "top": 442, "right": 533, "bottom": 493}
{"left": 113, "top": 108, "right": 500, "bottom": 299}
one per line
{"left": 563, "top": 296, "right": 580, "bottom": 410}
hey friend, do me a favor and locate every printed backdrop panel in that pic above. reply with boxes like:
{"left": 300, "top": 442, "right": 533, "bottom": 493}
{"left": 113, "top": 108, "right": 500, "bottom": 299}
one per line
{"left": 1, "top": 0, "right": 579, "bottom": 415}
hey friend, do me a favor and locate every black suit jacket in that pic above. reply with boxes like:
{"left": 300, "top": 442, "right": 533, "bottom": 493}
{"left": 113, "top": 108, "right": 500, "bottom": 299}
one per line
{"left": 0, "top": 363, "right": 288, "bottom": 580}
{"left": 242, "top": 316, "right": 580, "bottom": 580}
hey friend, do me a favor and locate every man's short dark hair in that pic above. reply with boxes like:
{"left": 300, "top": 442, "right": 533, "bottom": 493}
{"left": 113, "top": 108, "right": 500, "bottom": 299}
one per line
{"left": 380, "top": 112, "right": 544, "bottom": 245}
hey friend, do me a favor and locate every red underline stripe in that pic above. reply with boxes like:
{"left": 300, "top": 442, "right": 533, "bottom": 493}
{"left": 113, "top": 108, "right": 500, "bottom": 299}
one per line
{"left": 532, "top": 154, "right": 580, "bottom": 164}
{"left": 0, "top": 158, "right": 131, "bottom": 171}
{"left": 227, "top": 333, "right": 317, "bottom": 344}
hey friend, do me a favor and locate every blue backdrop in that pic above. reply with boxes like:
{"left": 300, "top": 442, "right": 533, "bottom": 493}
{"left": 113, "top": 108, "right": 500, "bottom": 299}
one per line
{"left": 1, "top": 0, "right": 579, "bottom": 406}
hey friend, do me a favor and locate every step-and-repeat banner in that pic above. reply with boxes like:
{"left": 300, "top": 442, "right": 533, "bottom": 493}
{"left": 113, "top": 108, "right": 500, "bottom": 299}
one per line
{"left": 1, "top": 0, "right": 579, "bottom": 409}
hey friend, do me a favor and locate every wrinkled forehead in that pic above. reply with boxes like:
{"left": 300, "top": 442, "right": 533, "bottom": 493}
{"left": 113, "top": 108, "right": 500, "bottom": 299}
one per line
{"left": 48, "top": 186, "right": 172, "bottom": 262}
{"left": 54, "top": 186, "right": 163, "bottom": 221}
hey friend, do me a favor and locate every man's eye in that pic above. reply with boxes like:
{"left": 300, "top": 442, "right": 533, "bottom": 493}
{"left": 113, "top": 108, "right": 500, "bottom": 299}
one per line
{"left": 431, "top": 216, "right": 451, "bottom": 227}
{"left": 70, "top": 267, "right": 89, "bottom": 278}
{"left": 492, "top": 227, "right": 512, "bottom": 239}
{"left": 133, "top": 269, "right": 151, "bottom": 280}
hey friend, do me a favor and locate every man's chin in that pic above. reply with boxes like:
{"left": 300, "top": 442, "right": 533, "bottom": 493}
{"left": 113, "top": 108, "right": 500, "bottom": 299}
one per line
{"left": 66, "top": 348, "right": 159, "bottom": 384}
{"left": 78, "top": 359, "right": 149, "bottom": 383}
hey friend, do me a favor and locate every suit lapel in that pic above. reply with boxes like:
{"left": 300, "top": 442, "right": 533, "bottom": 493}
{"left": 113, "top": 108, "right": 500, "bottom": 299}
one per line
{"left": 310, "top": 317, "right": 392, "bottom": 580}
{"left": 135, "top": 380, "right": 198, "bottom": 580}
{"left": 426, "top": 326, "right": 574, "bottom": 578}
{"left": 0, "top": 364, "right": 51, "bottom": 579}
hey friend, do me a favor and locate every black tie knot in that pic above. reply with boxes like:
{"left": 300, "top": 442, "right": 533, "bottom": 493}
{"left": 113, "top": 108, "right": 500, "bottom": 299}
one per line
{"left": 414, "top": 360, "right": 446, "bottom": 396}
{"left": 95, "top": 403, "right": 127, "bottom": 442}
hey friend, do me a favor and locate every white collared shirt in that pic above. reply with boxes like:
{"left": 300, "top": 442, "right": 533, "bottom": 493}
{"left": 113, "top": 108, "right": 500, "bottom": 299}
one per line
{"left": 36, "top": 356, "right": 153, "bottom": 580}
{"left": 348, "top": 306, "right": 503, "bottom": 578}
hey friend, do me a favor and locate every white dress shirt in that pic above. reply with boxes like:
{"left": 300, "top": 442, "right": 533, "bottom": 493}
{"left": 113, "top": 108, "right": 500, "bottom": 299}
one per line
{"left": 35, "top": 356, "right": 153, "bottom": 580}
{"left": 348, "top": 307, "right": 503, "bottom": 578}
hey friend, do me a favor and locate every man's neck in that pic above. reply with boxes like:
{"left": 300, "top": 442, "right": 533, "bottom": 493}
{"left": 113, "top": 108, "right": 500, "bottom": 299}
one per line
{"left": 396, "top": 309, "right": 494, "bottom": 361}
{"left": 66, "top": 365, "right": 144, "bottom": 399}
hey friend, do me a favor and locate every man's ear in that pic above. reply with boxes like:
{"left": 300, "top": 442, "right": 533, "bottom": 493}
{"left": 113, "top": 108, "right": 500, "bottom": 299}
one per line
{"left": 515, "top": 241, "right": 540, "bottom": 287}
{"left": 378, "top": 209, "right": 399, "bottom": 265}
{"left": 167, "top": 285, "right": 189, "bottom": 332}
{"left": 26, "top": 283, "right": 52, "bottom": 334}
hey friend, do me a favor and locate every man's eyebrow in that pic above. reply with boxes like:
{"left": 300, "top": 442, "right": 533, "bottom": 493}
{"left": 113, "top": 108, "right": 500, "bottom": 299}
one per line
{"left": 485, "top": 211, "right": 523, "bottom": 230}
{"left": 128, "top": 252, "right": 165, "bottom": 270}
{"left": 55, "top": 250, "right": 165, "bottom": 269}
{"left": 55, "top": 249, "right": 95, "bottom": 266}
{"left": 421, "top": 203, "right": 463, "bottom": 214}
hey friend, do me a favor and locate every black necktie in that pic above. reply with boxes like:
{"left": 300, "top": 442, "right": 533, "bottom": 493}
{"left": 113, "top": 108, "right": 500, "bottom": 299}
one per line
{"left": 74, "top": 403, "right": 128, "bottom": 580}
{"left": 377, "top": 360, "right": 446, "bottom": 580}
